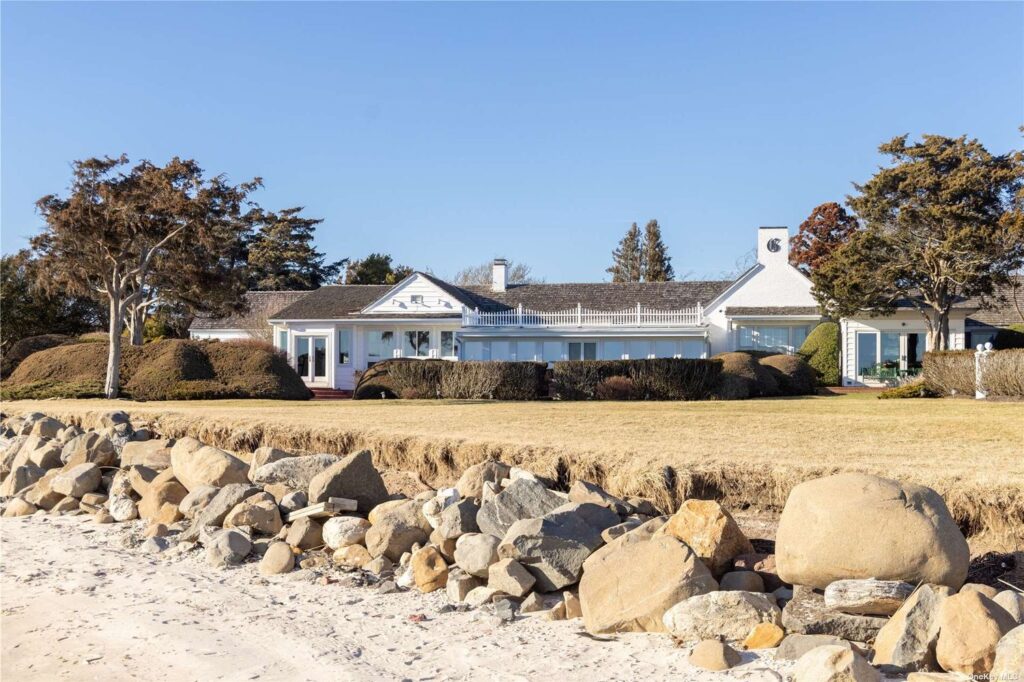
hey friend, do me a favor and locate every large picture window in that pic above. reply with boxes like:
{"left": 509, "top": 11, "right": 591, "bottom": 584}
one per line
{"left": 735, "top": 325, "right": 810, "bottom": 353}
{"left": 404, "top": 330, "right": 430, "bottom": 357}
{"left": 366, "top": 330, "right": 395, "bottom": 365}
{"left": 338, "top": 329, "right": 352, "bottom": 364}
{"left": 441, "top": 331, "right": 457, "bottom": 357}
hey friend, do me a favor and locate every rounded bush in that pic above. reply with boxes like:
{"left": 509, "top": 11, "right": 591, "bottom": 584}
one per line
{"left": 1, "top": 334, "right": 73, "bottom": 378}
{"left": 798, "top": 321, "right": 841, "bottom": 386}
{"left": 713, "top": 352, "right": 779, "bottom": 399}
{"left": 759, "top": 354, "right": 817, "bottom": 395}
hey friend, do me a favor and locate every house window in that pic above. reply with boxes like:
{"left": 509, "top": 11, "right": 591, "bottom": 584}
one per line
{"left": 276, "top": 330, "right": 287, "bottom": 352}
{"left": 735, "top": 325, "right": 810, "bottom": 353}
{"left": 627, "top": 340, "right": 650, "bottom": 360}
{"left": 338, "top": 329, "right": 352, "bottom": 364}
{"left": 542, "top": 341, "right": 562, "bottom": 362}
{"left": 654, "top": 340, "right": 676, "bottom": 358}
{"left": 411, "top": 294, "right": 424, "bottom": 305}
{"left": 366, "top": 330, "right": 395, "bottom": 366}
{"left": 404, "top": 330, "right": 430, "bottom": 357}
{"left": 441, "top": 331, "right": 457, "bottom": 357}
{"left": 602, "top": 341, "right": 625, "bottom": 360}
{"left": 568, "top": 342, "right": 597, "bottom": 361}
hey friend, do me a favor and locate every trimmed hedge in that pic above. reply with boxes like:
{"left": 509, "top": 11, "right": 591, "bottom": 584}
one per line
{"left": 759, "top": 354, "right": 817, "bottom": 395}
{"left": 712, "top": 352, "right": 780, "bottom": 400}
{"left": 798, "top": 321, "right": 841, "bottom": 386}
{"left": 551, "top": 358, "right": 722, "bottom": 401}
{"left": 1, "top": 334, "right": 74, "bottom": 378}
{"left": 354, "top": 359, "right": 547, "bottom": 400}
{"left": 923, "top": 351, "right": 974, "bottom": 396}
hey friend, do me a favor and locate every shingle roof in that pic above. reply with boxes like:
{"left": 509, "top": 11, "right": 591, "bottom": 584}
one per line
{"left": 965, "top": 276, "right": 1024, "bottom": 328}
{"left": 267, "top": 285, "right": 393, "bottom": 320}
{"left": 725, "top": 306, "right": 821, "bottom": 316}
{"left": 189, "top": 291, "right": 313, "bottom": 330}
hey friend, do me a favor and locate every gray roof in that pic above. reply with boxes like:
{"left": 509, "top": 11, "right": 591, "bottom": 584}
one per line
{"left": 725, "top": 306, "right": 821, "bottom": 316}
{"left": 268, "top": 285, "right": 393, "bottom": 320}
{"left": 189, "top": 291, "right": 312, "bottom": 330}
{"left": 965, "top": 276, "right": 1024, "bottom": 328}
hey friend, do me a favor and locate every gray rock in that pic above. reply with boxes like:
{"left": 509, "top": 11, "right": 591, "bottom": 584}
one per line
{"left": 364, "top": 517, "right": 428, "bottom": 562}
{"left": 248, "top": 446, "right": 293, "bottom": 481}
{"left": 476, "top": 479, "right": 564, "bottom": 538}
{"left": 993, "top": 590, "right": 1024, "bottom": 624}
{"left": 306, "top": 450, "right": 389, "bottom": 512}
{"left": 782, "top": 585, "right": 888, "bottom": 642}
{"left": 108, "top": 496, "right": 138, "bottom": 522}
{"left": 497, "top": 505, "right": 608, "bottom": 592}
{"left": 50, "top": 463, "right": 101, "bottom": 498}
{"left": 494, "top": 598, "right": 518, "bottom": 622}
{"left": 280, "top": 490, "right": 307, "bottom": 513}
{"left": 775, "top": 633, "right": 852, "bottom": 661}
{"left": 206, "top": 528, "right": 252, "bottom": 567}
{"left": 437, "top": 499, "right": 480, "bottom": 540}
{"left": 455, "top": 460, "right": 511, "bottom": 500}
{"left": 252, "top": 454, "right": 340, "bottom": 490}
{"left": 60, "top": 432, "right": 117, "bottom": 467}
{"left": 180, "top": 483, "right": 260, "bottom": 542}
{"left": 453, "top": 533, "right": 501, "bottom": 578}
{"left": 720, "top": 570, "right": 766, "bottom": 593}
{"left": 141, "top": 537, "right": 171, "bottom": 554}
{"left": 824, "top": 578, "right": 916, "bottom": 616}
{"left": 178, "top": 485, "right": 220, "bottom": 519}
{"left": 663, "top": 590, "right": 782, "bottom": 643}
{"left": 871, "top": 583, "right": 951, "bottom": 672}
{"left": 446, "top": 568, "right": 485, "bottom": 603}
{"left": 568, "top": 480, "right": 632, "bottom": 515}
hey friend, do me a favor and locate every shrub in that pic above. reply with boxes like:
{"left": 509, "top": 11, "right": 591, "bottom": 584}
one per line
{"left": 77, "top": 332, "right": 109, "bottom": 343}
{"left": 983, "top": 348, "right": 1024, "bottom": 397}
{"left": 923, "top": 351, "right": 974, "bottom": 396}
{"left": 387, "top": 359, "right": 446, "bottom": 398}
{"left": 355, "top": 359, "right": 547, "bottom": 400}
{"left": 798, "top": 321, "right": 841, "bottom": 386}
{"left": 712, "top": 352, "right": 779, "bottom": 399}
{"left": 993, "top": 324, "right": 1024, "bottom": 350}
{"left": 353, "top": 361, "right": 401, "bottom": 399}
{"left": 595, "top": 375, "right": 636, "bottom": 400}
{"left": 759, "top": 354, "right": 817, "bottom": 396}
{"left": 551, "top": 359, "right": 721, "bottom": 401}
{"left": 1, "top": 334, "right": 73, "bottom": 378}
{"left": 440, "top": 362, "right": 501, "bottom": 399}
{"left": 878, "top": 380, "right": 941, "bottom": 399}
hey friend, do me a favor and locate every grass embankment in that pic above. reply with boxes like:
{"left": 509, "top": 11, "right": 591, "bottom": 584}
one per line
{"left": 5, "top": 395, "right": 1022, "bottom": 550}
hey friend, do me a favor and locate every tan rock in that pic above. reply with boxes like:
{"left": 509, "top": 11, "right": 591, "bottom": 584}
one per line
{"left": 563, "top": 591, "right": 582, "bottom": 620}
{"left": 720, "top": 570, "right": 765, "bottom": 592}
{"left": 322, "top": 516, "right": 371, "bottom": 549}
{"left": 664, "top": 590, "right": 782, "bottom": 644}
{"left": 50, "top": 496, "right": 79, "bottom": 513}
{"left": 248, "top": 446, "right": 292, "bottom": 481}
{"left": 285, "top": 517, "right": 323, "bottom": 550}
{"left": 452, "top": 533, "right": 500, "bottom": 578}
{"left": 259, "top": 541, "right": 295, "bottom": 575}
{"left": 430, "top": 528, "right": 457, "bottom": 561}
{"left": 144, "top": 523, "right": 170, "bottom": 538}
{"left": 824, "top": 578, "right": 916, "bottom": 616}
{"left": 776, "top": 473, "right": 969, "bottom": 590}
{"left": 935, "top": 591, "right": 1016, "bottom": 674}
{"left": 688, "top": 640, "right": 741, "bottom": 671}
{"left": 872, "top": 583, "right": 952, "bottom": 671}
{"left": 333, "top": 544, "right": 372, "bottom": 568}
{"left": 0, "top": 464, "right": 45, "bottom": 496}
{"left": 3, "top": 498, "right": 37, "bottom": 517}
{"left": 307, "top": 450, "right": 389, "bottom": 512}
{"left": 410, "top": 545, "right": 448, "bottom": 593}
{"left": 61, "top": 432, "right": 117, "bottom": 468}
{"left": 29, "top": 417, "right": 64, "bottom": 440}
{"left": 223, "top": 492, "right": 283, "bottom": 535}
{"left": 992, "top": 590, "right": 1024, "bottom": 624}
{"left": 959, "top": 583, "right": 999, "bottom": 599}
{"left": 791, "top": 645, "right": 881, "bottom": 682}
{"left": 51, "top": 463, "right": 101, "bottom": 498}
{"left": 446, "top": 569, "right": 485, "bottom": 603}
{"left": 171, "top": 444, "right": 248, "bottom": 492}
{"left": 542, "top": 601, "right": 567, "bottom": 621}
{"left": 658, "top": 499, "right": 753, "bottom": 576}
{"left": 94, "top": 509, "right": 114, "bottom": 524}
{"left": 120, "top": 440, "right": 172, "bottom": 469}
{"left": 138, "top": 479, "right": 188, "bottom": 524}
{"left": 487, "top": 558, "right": 535, "bottom": 598}
{"left": 456, "top": 460, "right": 510, "bottom": 500}
{"left": 991, "top": 624, "right": 1024, "bottom": 679}
{"left": 743, "top": 622, "right": 785, "bottom": 649}
{"left": 128, "top": 465, "right": 159, "bottom": 497}
{"left": 23, "top": 469, "right": 64, "bottom": 510}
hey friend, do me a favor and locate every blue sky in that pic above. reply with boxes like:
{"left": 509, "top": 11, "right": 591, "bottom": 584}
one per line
{"left": 2, "top": 2, "right": 1021, "bottom": 281}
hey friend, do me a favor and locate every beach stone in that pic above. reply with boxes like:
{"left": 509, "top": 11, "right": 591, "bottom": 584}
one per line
{"left": 497, "top": 507, "right": 606, "bottom": 592}
{"left": 279, "top": 490, "right": 307, "bottom": 513}
{"left": 8, "top": 436, "right": 60, "bottom": 471}
{"left": 369, "top": 498, "right": 431, "bottom": 532}
{"left": 743, "top": 622, "right": 785, "bottom": 649}
{"left": 992, "top": 590, "right": 1024, "bottom": 623}
{"left": 307, "top": 450, "right": 389, "bottom": 512}
{"left": 720, "top": 570, "right": 765, "bottom": 593}
{"left": 128, "top": 465, "right": 158, "bottom": 497}
{"left": 935, "top": 590, "right": 1016, "bottom": 674}
{"left": 120, "top": 440, "right": 172, "bottom": 469}
{"left": 23, "top": 470, "right": 63, "bottom": 510}
{"left": 100, "top": 410, "right": 130, "bottom": 428}
{"left": 733, "top": 552, "right": 784, "bottom": 591}
{"left": 61, "top": 432, "right": 116, "bottom": 467}
{"left": 663, "top": 590, "right": 782, "bottom": 644}
{"left": 547, "top": 501, "right": 620, "bottom": 535}
{"left": 437, "top": 499, "right": 480, "bottom": 539}
{"left": 430, "top": 529, "right": 458, "bottom": 561}
{"left": 791, "top": 645, "right": 881, "bottom": 682}
{"left": 141, "top": 537, "right": 170, "bottom": 554}
{"left": 659, "top": 499, "right": 753, "bottom": 576}
{"left": 183, "top": 483, "right": 261, "bottom": 540}
{"left": 138, "top": 479, "right": 188, "bottom": 524}
{"left": 0, "top": 464, "right": 45, "bottom": 496}
{"left": 464, "top": 586, "right": 506, "bottom": 608}
{"left": 580, "top": 533, "right": 717, "bottom": 634}
{"left": 365, "top": 556, "right": 393, "bottom": 576}
{"left": 776, "top": 634, "right": 852, "bottom": 661}
{"left": 456, "top": 460, "right": 511, "bottom": 500}
{"left": 783, "top": 585, "right": 888, "bottom": 642}
{"left": 872, "top": 583, "right": 952, "bottom": 672}
{"left": 601, "top": 519, "right": 642, "bottom": 543}
{"left": 323, "top": 516, "right": 371, "bottom": 549}
{"left": 50, "top": 496, "right": 79, "bottom": 513}
{"left": 563, "top": 590, "right": 582, "bottom": 619}
{"left": 248, "top": 446, "right": 292, "bottom": 481}
{"left": 688, "top": 640, "right": 741, "bottom": 672}
{"left": 776, "top": 473, "right": 969, "bottom": 590}
{"left": 446, "top": 568, "right": 485, "bottom": 603}
{"left": 568, "top": 480, "right": 632, "bottom": 515}
{"left": 206, "top": 528, "right": 252, "bottom": 568}
{"left": 333, "top": 544, "right": 372, "bottom": 568}
{"left": 178, "top": 485, "right": 219, "bottom": 519}
{"left": 542, "top": 601, "right": 567, "bottom": 621}
{"left": 51, "top": 463, "right": 101, "bottom": 498}
{"left": 224, "top": 492, "right": 283, "bottom": 535}
{"left": 144, "top": 522, "right": 169, "bottom": 538}
{"left": 520, "top": 591, "right": 546, "bottom": 614}
{"left": 991, "top": 624, "right": 1024, "bottom": 679}
{"left": 3, "top": 498, "right": 37, "bottom": 517}
{"left": 252, "top": 453, "right": 340, "bottom": 490}
{"left": 824, "top": 579, "right": 915, "bottom": 616}
{"left": 959, "top": 583, "right": 999, "bottom": 599}
{"left": 285, "top": 517, "right": 323, "bottom": 549}
{"left": 108, "top": 496, "right": 138, "bottom": 522}
{"left": 422, "top": 488, "right": 459, "bottom": 530}
{"left": 94, "top": 509, "right": 114, "bottom": 523}
{"left": 29, "top": 417, "right": 64, "bottom": 439}
{"left": 476, "top": 478, "right": 564, "bottom": 538}
{"left": 488, "top": 558, "right": 535, "bottom": 598}
{"left": 80, "top": 492, "right": 107, "bottom": 507}
{"left": 410, "top": 545, "right": 448, "bottom": 593}
{"left": 365, "top": 517, "right": 428, "bottom": 562}
{"left": 172, "top": 444, "right": 249, "bottom": 492}
{"left": 259, "top": 541, "right": 295, "bottom": 575}
{"left": 453, "top": 533, "right": 500, "bottom": 578}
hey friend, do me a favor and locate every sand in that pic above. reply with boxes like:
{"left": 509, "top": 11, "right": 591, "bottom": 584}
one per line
{"left": 1, "top": 514, "right": 801, "bottom": 682}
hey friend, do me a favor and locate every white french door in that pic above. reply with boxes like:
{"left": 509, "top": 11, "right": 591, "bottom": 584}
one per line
{"left": 295, "top": 335, "right": 328, "bottom": 385}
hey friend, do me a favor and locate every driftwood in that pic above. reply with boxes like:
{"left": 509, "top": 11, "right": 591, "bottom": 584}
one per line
{"left": 286, "top": 497, "right": 357, "bottom": 522}
{"left": 823, "top": 579, "right": 916, "bottom": 616}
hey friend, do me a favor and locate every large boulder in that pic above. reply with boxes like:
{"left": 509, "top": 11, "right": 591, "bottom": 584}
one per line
{"left": 206, "top": 528, "right": 252, "bottom": 568}
{"left": 791, "top": 645, "right": 881, "bottom": 682}
{"left": 11, "top": 436, "right": 63, "bottom": 470}
{"left": 935, "top": 591, "right": 1016, "bottom": 674}
{"left": 61, "top": 432, "right": 117, "bottom": 467}
{"left": 322, "top": 516, "right": 371, "bottom": 549}
{"left": 437, "top": 499, "right": 480, "bottom": 540}
{"left": 138, "top": 478, "right": 188, "bottom": 524}
{"left": 0, "top": 464, "right": 45, "bottom": 496}
{"left": 50, "top": 463, "right": 102, "bottom": 498}
{"left": 179, "top": 485, "right": 220, "bottom": 519}
{"left": 775, "top": 473, "right": 969, "bottom": 590}
{"left": 285, "top": 517, "right": 323, "bottom": 550}
{"left": 991, "top": 624, "right": 1024, "bottom": 679}
{"left": 568, "top": 480, "right": 632, "bottom": 515}
{"left": 992, "top": 590, "right": 1024, "bottom": 624}
{"left": 252, "top": 454, "right": 340, "bottom": 490}
{"left": 307, "top": 450, "right": 389, "bottom": 512}
{"left": 663, "top": 590, "right": 782, "bottom": 643}
{"left": 658, "top": 499, "right": 753, "bottom": 576}
{"left": 364, "top": 516, "right": 428, "bottom": 562}
{"left": 120, "top": 440, "right": 172, "bottom": 469}
{"left": 171, "top": 443, "right": 249, "bottom": 492}
{"left": 248, "top": 446, "right": 292, "bottom": 481}
{"left": 871, "top": 584, "right": 951, "bottom": 672}
{"left": 783, "top": 585, "right": 889, "bottom": 643}
{"left": 410, "top": 545, "right": 448, "bottom": 593}
{"left": 456, "top": 460, "right": 511, "bottom": 500}
{"left": 179, "top": 483, "right": 260, "bottom": 541}
{"left": 23, "top": 469, "right": 64, "bottom": 510}
{"left": 580, "top": 533, "right": 717, "bottom": 634}
{"left": 476, "top": 478, "right": 564, "bottom": 538}
{"left": 29, "top": 417, "right": 64, "bottom": 439}
{"left": 453, "top": 532, "right": 501, "bottom": 578}
{"left": 223, "top": 492, "right": 284, "bottom": 535}
{"left": 259, "top": 541, "right": 295, "bottom": 576}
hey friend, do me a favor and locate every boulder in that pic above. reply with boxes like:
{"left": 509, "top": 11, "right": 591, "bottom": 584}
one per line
{"left": 365, "top": 517, "right": 428, "bottom": 562}
{"left": 935, "top": 591, "right": 1016, "bottom": 674}
{"left": 453, "top": 533, "right": 500, "bottom": 578}
{"left": 128, "top": 465, "right": 159, "bottom": 497}
{"left": 959, "top": 583, "right": 999, "bottom": 599}
{"left": 775, "top": 473, "right": 969, "bottom": 590}
{"left": 497, "top": 505, "right": 608, "bottom": 592}
{"left": 279, "top": 490, "right": 307, "bottom": 513}
{"left": 791, "top": 645, "right": 881, "bottom": 682}
{"left": 446, "top": 568, "right": 485, "bottom": 603}
{"left": 464, "top": 586, "right": 506, "bottom": 608}
{"left": 437, "top": 499, "right": 480, "bottom": 540}
{"left": 178, "top": 485, "right": 219, "bottom": 519}
{"left": 179, "top": 483, "right": 260, "bottom": 541}
{"left": 25, "top": 439, "right": 63, "bottom": 470}
{"left": 776, "top": 634, "right": 852, "bottom": 661}
{"left": 992, "top": 590, "right": 1024, "bottom": 624}
{"left": 733, "top": 552, "right": 784, "bottom": 591}
{"left": 568, "top": 480, "right": 632, "bottom": 515}
{"left": 476, "top": 478, "right": 564, "bottom": 538}
{"left": 333, "top": 544, "right": 372, "bottom": 568}
{"left": 171, "top": 444, "right": 249, "bottom": 492}
{"left": 783, "top": 585, "right": 888, "bottom": 643}
{"left": 720, "top": 571, "right": 765, "bottom": 593}
{"left": 138, "top": 479, "right": 188, "bottom": 524}
{"left": 422, "top": 488, "right": 459, "bottom": 530}
{"left": 991, "top": 624, "right": 1024, "bottom": 679}
{"left": 410, "top": 545, "right": 448, "bottom": 593}
{"left": 456, "top": 460, "right": 511, "bottom": 500}
{"left": 1, "top": 464, "right": 46, "bottom": 496}
{"left": 580, "top": 533, "right": 717, "bottom": 634}
{"left": 307, "top": 450, "right": 389, "bottom": 512}
{"left": 108, "top": 496, "right": 138, "bottom": 522}
{"left": 322, "top": 516, "right": 371, "bottom": 549}
{"left": 488, "top": 558, "right": 536, "bottom": 598}
{"left": 251, "top": 453, "right": 340, "bottom": 490}
{"left": 259, "top": 541, "right": 295, "bottom": 575}
{"left": 29, "top": 416, "right": 64, "bottom": 439}
{"left": 688, "top": 640, "right": 741, "bottom": 672}
{"left": 50, "top": 463, "right": 101, "bottom": 498}
{"left": 658, "top": 499, "right": 753, "bottom": 576}
{"left": 51, "top": 496, "right": 79, "bottom": 513}
{"left": 120, "top": 440, "right": 172, "bottom": 469}
{"left": 100, "top": 410, "right": 130, "bottom": 428}
{"left": 248, "top": 446, "right": 292, "bottom": 481}
{"left": 3, "top": 498, "right": 37, "bottom": 517}
{"left": 23, "top": 470, "right": 64, "bottom": 510}
{"left": 743, "top": 622, "right": 785, "bottom": 649}
{"left": 223, "top": 492, "right": 284, "bottom": 535}
{"left": 663, "top": 590, "right": 782, "bottom": 644}
{"left": 61, "top": 432, "right": 116, "bottom": 467}
{"left": 824, "top": 579, "right": 916, "bottom": 616}
{"left": 872, "top": 583, "right": 952, "bottom": 672}
{"left": 285, "top": 517, "right": 323, "bottom": 549}
{"left": 206, "top": 528, "right": 252, "bottom": 568}
{"left": 430, "top": 529, "right": 457, "bottom": 561}
{"left": 601, "top": 519, "right": 642, "bottom": 543}
{"left": 563, "top": 590, "right": 582, "bottom": 619}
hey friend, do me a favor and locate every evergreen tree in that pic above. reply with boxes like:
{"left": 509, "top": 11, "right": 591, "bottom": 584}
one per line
{"left": 247, "top": 207, "right": 343, "bottom": 290}
{"left": 345, "top": 253, "right": 413, "bottom": 284}
{"left": 641, "top": 219, "right": 674, "bottom": 281}
{"left": 607, "top": 222, "right": 643, "bottom": 282}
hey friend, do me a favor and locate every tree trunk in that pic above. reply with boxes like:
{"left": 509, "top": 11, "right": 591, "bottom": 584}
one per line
{"left": 938, "top": 312, "right": 950, "bottom": 351}
{"left": 129, "top": 306, "right": 145, "bottom": 346}
{"left": 105, "top": 297, "right": 124, "bottom": 399}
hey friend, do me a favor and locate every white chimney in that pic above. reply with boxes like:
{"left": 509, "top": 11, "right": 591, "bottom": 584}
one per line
{"left": 757, "top": 226, "right": 790, "bottom": 266}
{"left": 491, "top": 258, "right": 508, "bottom": 292}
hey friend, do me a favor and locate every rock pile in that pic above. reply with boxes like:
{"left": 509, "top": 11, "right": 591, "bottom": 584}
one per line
{"left": 1, "top": 411, "right": 1021, "bottom": 679}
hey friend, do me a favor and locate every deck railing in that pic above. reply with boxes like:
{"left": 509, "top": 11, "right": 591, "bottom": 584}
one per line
{"left": 462, "top": 303, "right": 704, "bottom": 327}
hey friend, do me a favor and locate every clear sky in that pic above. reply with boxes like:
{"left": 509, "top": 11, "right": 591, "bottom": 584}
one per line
{"left": 2, "top": 2, "right": 1022, "bottom": 281}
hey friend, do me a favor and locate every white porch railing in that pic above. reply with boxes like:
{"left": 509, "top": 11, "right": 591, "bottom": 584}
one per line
{"left": 462, "top": 303, "right": 704, "bottom": 327}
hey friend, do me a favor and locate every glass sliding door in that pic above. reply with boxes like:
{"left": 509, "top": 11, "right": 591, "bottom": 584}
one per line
{"left": 296, "top": 337, "right": 310, "bottom": 377}
{"left": 856, "top": 332, "right": 878, "bottom": 378}
{"left": 906, "top": 333, "right": 925, "bottom": 371}
{"left": 294, "top": 335, "right": 328, "bottom": 383}
{"left": 880, "top": 332, "right": 901, "bottom": 370}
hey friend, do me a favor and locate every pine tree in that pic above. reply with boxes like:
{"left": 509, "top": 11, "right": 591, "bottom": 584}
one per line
{"left": 641, "top": 219, "right": 674, "bottom": 281}
{"left": 247, "top": 207, "right": 342, "bottom": 290}
{"left": 607, "top": 222, "right": 643, "bottom": 282}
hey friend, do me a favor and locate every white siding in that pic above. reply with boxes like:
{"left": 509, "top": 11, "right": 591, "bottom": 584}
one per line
{"left": 361, "top": 274, "right": 464, "bottom": 315}
{"left": 840, "top": 312, "right": 967, "bottom": 386}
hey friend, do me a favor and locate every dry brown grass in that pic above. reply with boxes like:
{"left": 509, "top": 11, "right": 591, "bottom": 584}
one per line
{"left": 6, "top": 394, "right": 1023, "bottom": 550}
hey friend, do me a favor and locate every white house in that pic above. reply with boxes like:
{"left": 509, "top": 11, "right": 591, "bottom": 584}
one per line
{"left": 192, "top": 226, "right": 1007, "bottom": 391}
